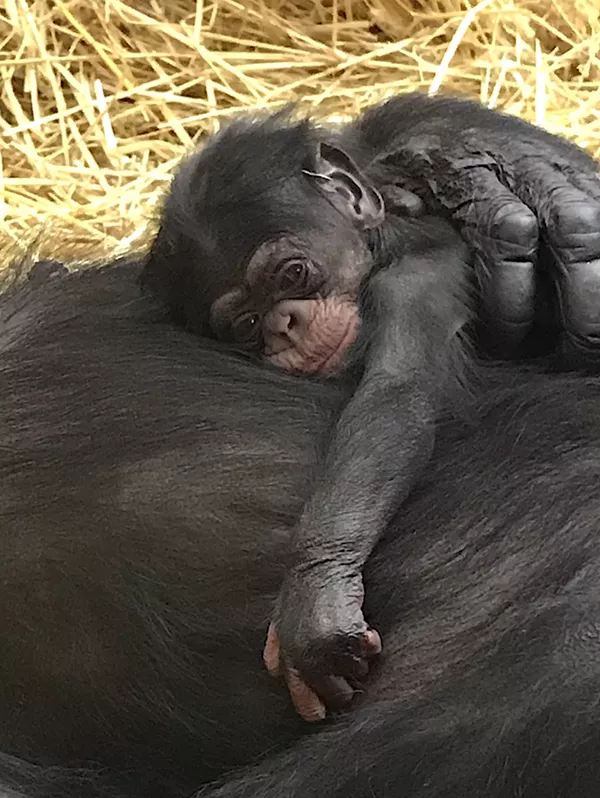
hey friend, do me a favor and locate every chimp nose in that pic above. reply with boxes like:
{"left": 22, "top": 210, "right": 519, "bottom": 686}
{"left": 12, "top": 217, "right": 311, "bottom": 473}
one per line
{"left": 263, "top": 300, "right": 315, "bottom": 351}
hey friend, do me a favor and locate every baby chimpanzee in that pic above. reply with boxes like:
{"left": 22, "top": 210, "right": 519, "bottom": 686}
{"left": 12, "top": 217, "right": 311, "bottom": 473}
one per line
{"left": 142, "top": 92, "right": 600, "bottom": 720}
{"left": 142, "top": 112, "right": 471, "bottom": 720}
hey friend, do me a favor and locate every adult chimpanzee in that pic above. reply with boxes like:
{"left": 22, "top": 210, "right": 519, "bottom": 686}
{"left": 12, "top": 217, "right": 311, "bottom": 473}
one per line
{"left": 141, "top": 92, "right": 600, "bottom": 717}
{"left": 1, "top": 257, "right": 600, "bottom": 798}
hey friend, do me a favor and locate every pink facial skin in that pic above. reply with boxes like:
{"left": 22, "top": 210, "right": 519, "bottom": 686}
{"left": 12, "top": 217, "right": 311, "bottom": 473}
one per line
{"left": 263, "top": 298, "right": 360, "bottom": 375}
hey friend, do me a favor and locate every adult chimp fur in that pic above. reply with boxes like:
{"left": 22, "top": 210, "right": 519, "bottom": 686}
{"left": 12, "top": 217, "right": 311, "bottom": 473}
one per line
{"left": 1, "top": 260, "right": 600, "bottom": 797}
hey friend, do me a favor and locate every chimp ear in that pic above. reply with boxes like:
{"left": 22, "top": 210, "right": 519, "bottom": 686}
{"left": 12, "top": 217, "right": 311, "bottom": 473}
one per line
{"left": 308, "top": 142, "right": 385, "bottom": 229}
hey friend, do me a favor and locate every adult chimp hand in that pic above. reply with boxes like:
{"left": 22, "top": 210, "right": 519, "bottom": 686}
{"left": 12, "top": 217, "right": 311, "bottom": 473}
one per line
{"left": 351, "top": 95, "right": 600, "bottom": 358}
{"left": 434, "top": 136, "right": 600, "bottom": 357}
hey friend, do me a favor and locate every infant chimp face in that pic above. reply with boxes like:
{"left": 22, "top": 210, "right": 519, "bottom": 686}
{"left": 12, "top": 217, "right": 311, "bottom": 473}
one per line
{"left": 209, "top": 224, "right": 373, "bottom": 375}
{"left": 142, "top": 114, "right": 386, "bottom": 371}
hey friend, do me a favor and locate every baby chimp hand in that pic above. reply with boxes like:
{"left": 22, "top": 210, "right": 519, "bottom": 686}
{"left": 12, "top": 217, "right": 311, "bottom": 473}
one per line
{"left": 263, "top": 566, "right": 381, "bottom": 721}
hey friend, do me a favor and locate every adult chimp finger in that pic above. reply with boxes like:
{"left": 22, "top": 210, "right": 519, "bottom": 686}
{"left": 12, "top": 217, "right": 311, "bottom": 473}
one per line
{"left": 517, "top": 167, "right": 600, "bottom": 345}
{"left": 379, "top": 184, "right": 425, "bottom": 217}
{"left": 449, "top": 170, "right": 539, "bottom": 354}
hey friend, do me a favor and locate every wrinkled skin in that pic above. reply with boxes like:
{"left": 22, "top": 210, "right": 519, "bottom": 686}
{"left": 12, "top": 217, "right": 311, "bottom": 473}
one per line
{"left": 264, "top": 298, "right": 360, "bottom": 375}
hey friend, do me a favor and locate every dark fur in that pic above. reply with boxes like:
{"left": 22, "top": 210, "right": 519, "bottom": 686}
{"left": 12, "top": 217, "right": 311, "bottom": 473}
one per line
{"left": 142, "top": 92, "right": 600, "bottom": 346}
{"left": 141, "top": 99, "right": 478, "bottom": 694}
{"left": 1, "top": 261, "right": 600, "bottom": 797}
{"left": 339, "top": 93, "right": 600, "bottom": 354}
{"left": 143, "top": 91, "right": 600, "bottom": 370}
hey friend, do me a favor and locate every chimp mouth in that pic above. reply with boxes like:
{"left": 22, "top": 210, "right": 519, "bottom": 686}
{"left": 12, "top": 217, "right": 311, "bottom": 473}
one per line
{"left": 265, "top": 297, "right": 360, "bottom": 375}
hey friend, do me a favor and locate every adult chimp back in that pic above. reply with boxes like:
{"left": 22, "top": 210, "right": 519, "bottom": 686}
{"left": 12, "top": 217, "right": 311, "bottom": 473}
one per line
{"left": 1, "top": 261, "right": 600, "bottom": 798}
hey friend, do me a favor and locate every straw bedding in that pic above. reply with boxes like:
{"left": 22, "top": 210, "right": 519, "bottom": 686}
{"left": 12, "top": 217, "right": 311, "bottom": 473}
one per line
{"left": 1, "top": 0, "right": 599, "bottom": 265}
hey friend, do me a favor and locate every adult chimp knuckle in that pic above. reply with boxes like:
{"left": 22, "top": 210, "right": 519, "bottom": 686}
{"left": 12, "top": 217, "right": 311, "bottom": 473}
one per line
{"left": 486, "top": 203, "right": 538, "bottom": 260}
{"left": 490, "top": 204, "right": 538, "bottom": 247}
{"left": 549, "top": 199, "right": 600, "bottom": 240}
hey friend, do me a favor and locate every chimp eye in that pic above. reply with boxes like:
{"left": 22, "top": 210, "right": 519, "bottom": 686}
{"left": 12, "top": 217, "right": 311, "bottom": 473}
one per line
{"left": 232, "top": 312, "right": 262, "bottom": 346}
{"left": 276, "top": 258, "right": 314, "bottom": 292}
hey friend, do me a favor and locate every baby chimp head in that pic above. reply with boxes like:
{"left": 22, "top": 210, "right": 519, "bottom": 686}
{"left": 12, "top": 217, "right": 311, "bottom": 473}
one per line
{"left": 142, "top": 110, "right": 385, "bottom": 375}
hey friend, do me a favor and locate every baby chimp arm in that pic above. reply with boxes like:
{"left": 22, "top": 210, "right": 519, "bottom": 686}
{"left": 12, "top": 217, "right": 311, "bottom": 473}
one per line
{"left": 265, "top": 217, "right": 471, "bottom": 720}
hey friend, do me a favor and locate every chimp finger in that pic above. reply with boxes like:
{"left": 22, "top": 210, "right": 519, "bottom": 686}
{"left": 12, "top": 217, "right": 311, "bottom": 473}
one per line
{"left": 285, "top": 666, "right": 327, "bottom": 722}
{"left": 450, "top": 169, "right": 539, "bottom": 355}
{"left": 517, "top": 164, "right": 600, "bottom": 346}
